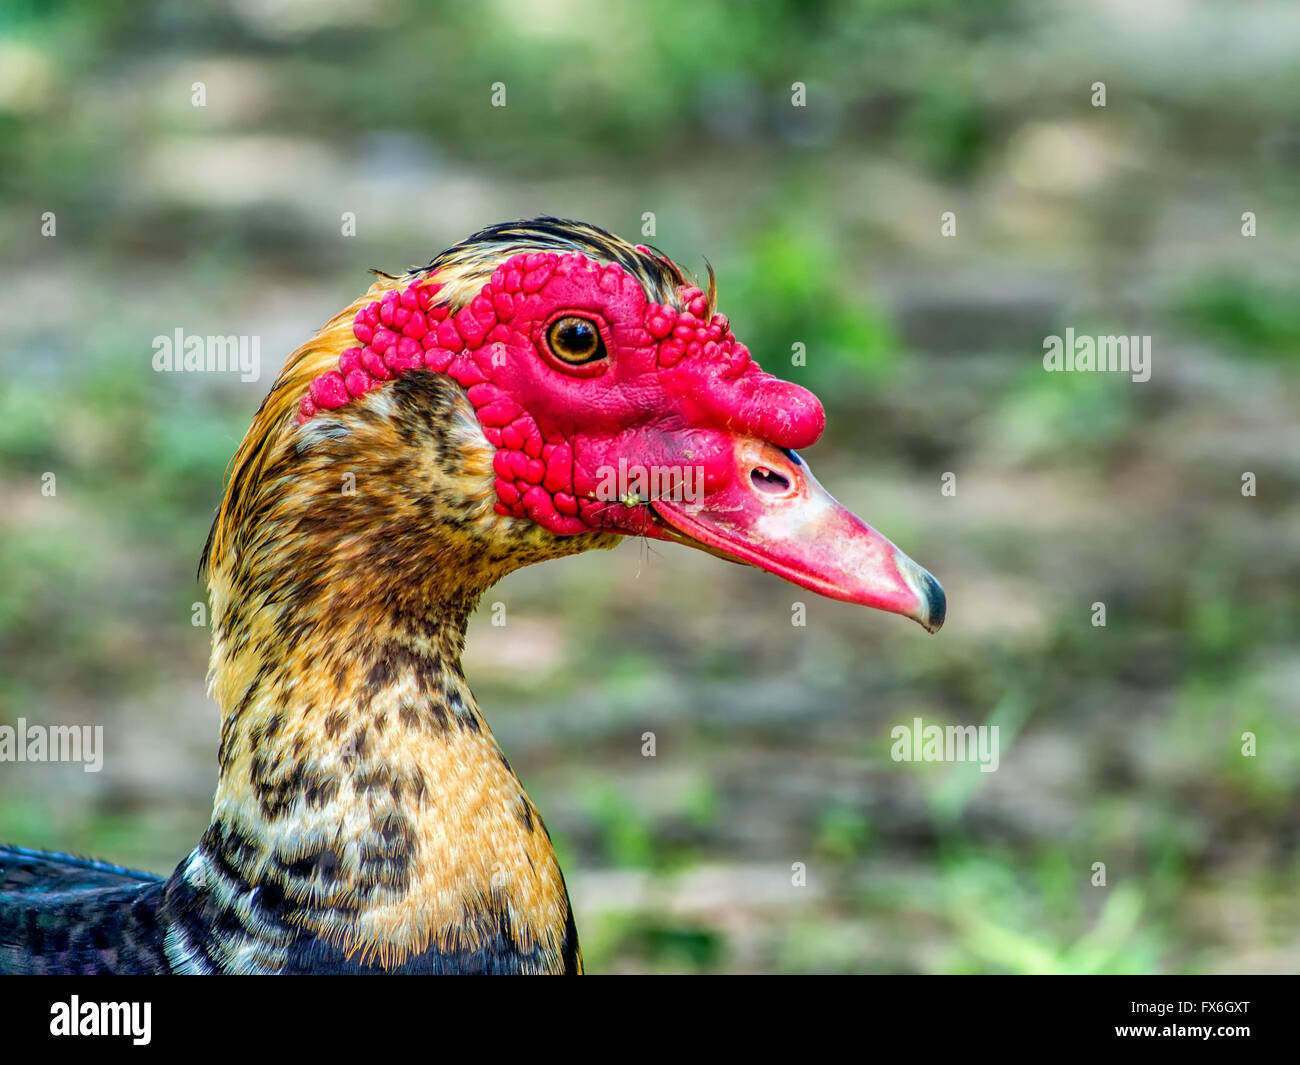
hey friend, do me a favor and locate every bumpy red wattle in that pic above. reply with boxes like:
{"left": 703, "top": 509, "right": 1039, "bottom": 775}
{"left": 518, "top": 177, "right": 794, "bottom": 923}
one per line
{"left": 299, "top": 251, "right": 825, "bottom": 536}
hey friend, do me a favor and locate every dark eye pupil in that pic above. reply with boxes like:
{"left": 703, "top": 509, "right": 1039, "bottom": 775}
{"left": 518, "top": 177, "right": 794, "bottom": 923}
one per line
{"left": 560, "top": 321, "right": 593, "bottom": 351}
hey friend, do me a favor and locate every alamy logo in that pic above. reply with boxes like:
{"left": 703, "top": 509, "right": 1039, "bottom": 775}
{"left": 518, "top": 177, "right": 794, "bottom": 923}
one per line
{"left": 890, "top": 717, "right": 999, "bottom": 773}
{"left": 152, "top": 329, "right": 260, "bottom": 382}
{"left": 593, "top": 459, "right": 704, "bottom": 504}
{"left": 1042, "top": 329, "right": 1151, "bottom": 382}
{"left": 50, "top": 997, "right": 151, "bottom": 1045}
{"left": 0, "top": 719, "right": 103, "bottom": 772}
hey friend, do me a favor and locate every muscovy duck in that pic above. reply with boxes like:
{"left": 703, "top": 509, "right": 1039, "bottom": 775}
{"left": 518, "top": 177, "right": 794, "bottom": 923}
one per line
{"left": 0, "top": 218, "right": 944, "bottom": 974}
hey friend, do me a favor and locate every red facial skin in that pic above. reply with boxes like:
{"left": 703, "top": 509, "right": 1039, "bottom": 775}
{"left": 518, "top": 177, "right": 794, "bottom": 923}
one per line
{"left": 300, "top": 250, "right": 945, "bottom": 631}
{"left": 301, "top": 251, "right": 821, "bottom": 536}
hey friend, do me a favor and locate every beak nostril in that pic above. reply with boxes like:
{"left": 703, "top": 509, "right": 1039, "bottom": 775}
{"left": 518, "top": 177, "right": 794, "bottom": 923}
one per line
{"left": 750, "top": 465, "right": 792, "bottom": 495}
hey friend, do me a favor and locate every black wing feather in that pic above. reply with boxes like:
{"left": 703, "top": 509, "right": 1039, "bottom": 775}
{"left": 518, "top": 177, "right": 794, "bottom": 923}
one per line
{"left": 0, "top": 844, "right": 171, "bottom": 974}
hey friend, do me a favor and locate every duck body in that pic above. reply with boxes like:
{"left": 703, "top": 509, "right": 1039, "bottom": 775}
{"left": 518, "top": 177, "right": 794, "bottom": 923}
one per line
{"left": 0, "top": 845, "right": 577, "bottom": 973}
{"left": 0, "top": 847, "right": 169, "bottom": 974}
{"left": 0, "top": 219, "right": 942, "bottom": 974}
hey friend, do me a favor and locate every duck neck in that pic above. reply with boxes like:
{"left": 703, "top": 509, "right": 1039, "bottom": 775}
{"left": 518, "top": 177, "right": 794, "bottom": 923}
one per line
{"left": 174, "top": 373, "right": 593, "bottom": 973}
{"left": 191, "top": 592, "right": 574, "bottom": 972}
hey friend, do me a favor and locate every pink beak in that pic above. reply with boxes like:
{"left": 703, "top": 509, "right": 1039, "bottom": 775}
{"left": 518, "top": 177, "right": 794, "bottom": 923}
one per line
{"left": 650, "top": 439, "right": 945, "bottom": 633}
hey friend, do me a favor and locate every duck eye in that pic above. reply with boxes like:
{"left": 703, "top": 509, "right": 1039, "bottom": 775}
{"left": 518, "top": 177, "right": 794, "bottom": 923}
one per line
{"left": 546, "top": 316, "right": 605, "bottom": 364}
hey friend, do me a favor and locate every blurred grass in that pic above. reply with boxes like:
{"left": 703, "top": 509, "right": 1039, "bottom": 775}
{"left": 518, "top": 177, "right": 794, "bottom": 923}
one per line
{"left": 1174, "top": 274, "right": 1300, "bottom": 360}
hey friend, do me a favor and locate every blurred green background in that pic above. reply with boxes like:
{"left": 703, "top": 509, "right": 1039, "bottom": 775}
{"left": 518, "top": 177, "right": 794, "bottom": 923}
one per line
{"left": 1, "top": 0, "right": 1298, "bottom": 973}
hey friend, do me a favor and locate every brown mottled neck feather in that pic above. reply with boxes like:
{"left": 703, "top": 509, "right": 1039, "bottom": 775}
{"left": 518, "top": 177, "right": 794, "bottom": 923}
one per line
{"left": 187, "top": 309, "right": 616, "bottom": 971}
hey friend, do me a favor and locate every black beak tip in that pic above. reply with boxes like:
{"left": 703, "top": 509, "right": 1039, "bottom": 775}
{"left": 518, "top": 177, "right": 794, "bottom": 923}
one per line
{"left": 922, "top": 572, "right": 946, "bottom": 633}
